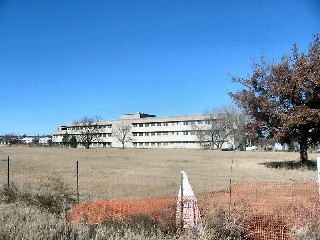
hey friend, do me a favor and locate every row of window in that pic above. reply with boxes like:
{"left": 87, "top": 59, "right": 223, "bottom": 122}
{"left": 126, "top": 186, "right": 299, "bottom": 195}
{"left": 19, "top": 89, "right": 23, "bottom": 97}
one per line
{"left": 132, "top": 131, "right": 196, "bottom": 136}
{"left": 77, "top": 142, "right": 112, "bottom": 147}
{"left": 97, "top": 133, "right": 112, "bottom": 137}
{"left": 64, "top": 120, "right": 214, "bottom": 131}
{"left": 55, "top": 130, "right": 198, "bottom": 140}
{"left": 68, "top": 125, "right": 112, "bottom": 131}
{"left": 54, "top": 133, "right": 112, "bottom": 139}
{"left": 132, "top": 120, "right": 208, "bottom": 128}
{"left": 56, "top": 131, "right": 197, "bottom": 139}
{"left": 133, "top": 141, "right": 198, "bottom": 147}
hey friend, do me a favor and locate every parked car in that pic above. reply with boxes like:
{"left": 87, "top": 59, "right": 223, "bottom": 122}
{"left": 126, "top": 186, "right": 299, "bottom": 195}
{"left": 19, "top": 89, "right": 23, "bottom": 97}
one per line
{"left": 246, "top": 146, "right": 257, "bottom": 151}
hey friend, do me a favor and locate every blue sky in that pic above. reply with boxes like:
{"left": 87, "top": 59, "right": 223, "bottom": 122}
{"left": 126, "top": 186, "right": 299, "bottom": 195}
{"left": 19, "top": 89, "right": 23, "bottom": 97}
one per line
{"left": 1, "top": 0, "right": 319, "bottom": 135}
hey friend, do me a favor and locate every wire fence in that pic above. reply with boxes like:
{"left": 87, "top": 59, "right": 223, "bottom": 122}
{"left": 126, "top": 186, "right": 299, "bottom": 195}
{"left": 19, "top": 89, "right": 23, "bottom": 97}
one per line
{"left": 66, "top": 180, "right": 320, "bottom": 239}
{"left": 2, "top": 155, "right": 320, "bottom": 239}
{"left": 200, "top": 181, "right": 320, "bottom": 239}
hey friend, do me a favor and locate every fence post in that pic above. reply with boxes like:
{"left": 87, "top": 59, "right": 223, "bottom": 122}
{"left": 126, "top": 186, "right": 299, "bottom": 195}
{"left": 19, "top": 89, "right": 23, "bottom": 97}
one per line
{"left": 229, "top": 178, "right": 232, "bottom": 219}
{"left": 76, "top": 161, "right": 79, "bottom": 204}
{"left": 7, "top": 156, "right": 10, "bottom": 188}
{"left": 229, "top": 153, "right": 234, "bottom": 219}
{"left": 317, "top": 157, "right": 320, "bottom": 201}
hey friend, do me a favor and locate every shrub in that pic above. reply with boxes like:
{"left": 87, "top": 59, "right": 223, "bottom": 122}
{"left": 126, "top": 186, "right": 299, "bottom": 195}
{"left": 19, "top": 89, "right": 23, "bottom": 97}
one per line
{"left": 193, "top": 211, "right": 245, "bottom": 240}
{"left": 0, "top": 202, "right": 87, "bottom": 240}
{"left": 0, "top": 178, "right": 246, "bottom": 240}
{"left": 290, "top": 221, "right": 320, "bottom": 240}
{"left": 0, "top": 175, "right": 76, "bottom": 215}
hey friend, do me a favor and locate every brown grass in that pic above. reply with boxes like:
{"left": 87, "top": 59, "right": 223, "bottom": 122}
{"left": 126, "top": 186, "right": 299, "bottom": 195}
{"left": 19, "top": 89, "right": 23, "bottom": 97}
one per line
{"left": 0, "top": 147, "right": 318, "bottom": 202}
{"left": 1, "top": 147, "right": 319, "bottom": 239}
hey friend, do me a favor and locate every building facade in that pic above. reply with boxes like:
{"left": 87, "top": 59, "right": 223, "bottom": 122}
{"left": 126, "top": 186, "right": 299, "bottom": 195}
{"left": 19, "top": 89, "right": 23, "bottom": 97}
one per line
{"left": 52, "top": 112, "right": 235, "bottom": 149}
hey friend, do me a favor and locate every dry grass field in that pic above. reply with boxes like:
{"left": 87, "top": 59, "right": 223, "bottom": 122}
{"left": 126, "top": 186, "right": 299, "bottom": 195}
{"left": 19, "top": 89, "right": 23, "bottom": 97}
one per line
{"left": 0, "top": 146, "right": 318, "bottom": 202}
{"left": 1, "top": 146, "right": 320, "bottom": 239}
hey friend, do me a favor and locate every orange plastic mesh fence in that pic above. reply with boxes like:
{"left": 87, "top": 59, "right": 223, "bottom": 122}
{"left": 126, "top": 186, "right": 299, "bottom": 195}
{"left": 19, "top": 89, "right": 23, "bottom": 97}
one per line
{"left": 67, "top": 181, "right": 320, "bottom": 240}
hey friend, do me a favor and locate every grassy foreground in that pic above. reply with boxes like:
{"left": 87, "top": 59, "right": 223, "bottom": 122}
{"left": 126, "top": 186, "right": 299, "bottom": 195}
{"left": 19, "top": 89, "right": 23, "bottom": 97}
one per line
{"left": 1, "top": 178, "right": 320, "bottom": 240}
{"left": 0, "top": 178, "right": 245, "bottom": 240}
{"left": 0, "top": 147, "right": 320, "bottom": 239}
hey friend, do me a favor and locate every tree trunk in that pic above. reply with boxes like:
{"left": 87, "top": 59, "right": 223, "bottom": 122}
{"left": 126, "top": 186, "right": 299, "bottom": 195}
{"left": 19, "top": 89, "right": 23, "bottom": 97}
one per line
{"left": 299, "top": 138, "right": 308, "bottom": 163}
{"left": 210, "top": 135, "right": 214, "bottom": 150}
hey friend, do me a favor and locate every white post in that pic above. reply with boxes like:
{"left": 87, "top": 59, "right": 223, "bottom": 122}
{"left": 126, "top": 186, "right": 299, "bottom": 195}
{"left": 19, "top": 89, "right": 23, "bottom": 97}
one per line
{"left": 180, "top": 171, "right": 184, "bottom": 230}
{"left": 176, "top": 171, "right": 200, "bottom": 230}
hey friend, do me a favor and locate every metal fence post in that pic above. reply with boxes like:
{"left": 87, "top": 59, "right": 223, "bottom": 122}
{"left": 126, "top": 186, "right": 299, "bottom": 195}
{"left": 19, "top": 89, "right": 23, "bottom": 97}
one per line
{"left": 77, "top": 161, "right": 79, "bottom": 204}
{"left": 7, "top": 156, "right": 10, "bottom": 188}
{"left": 317, "top": 157, "right": 320, "bottom": 202}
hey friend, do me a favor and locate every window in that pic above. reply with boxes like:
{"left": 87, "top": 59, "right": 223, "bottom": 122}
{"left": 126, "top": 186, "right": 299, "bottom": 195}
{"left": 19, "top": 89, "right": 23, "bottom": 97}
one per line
{"left": 145, "top": 133, "right": 149, "bottom": 136}
{"left": 157, "top": 123, "right": 161, "bottom": 126}
{"left": 183, "top": 132, "right": 189, "bottom": 135}
{"left": 133, "top": 123, "right": 137, "bottom": 127}
{"left": 139, "top": 133, "right": 143, "bottom": 136}
{"left": 133, "top": 133, "right": 137, "bottom": 136}
{"left": 151, "top": 132, "right": 155, "bottom": 136}
{"left": 157, "top": 143, "right": 161, "bottom": 146}
{"left": 151, "top": 142, "right": 155, "bottom": 146}
{"left": 151, "top": 123, "right": 155, "bottom": 126}
{"left": 139, "top": 143, "right": 143, "bottom": 146}
{"left": 183, "top": 121, "right": 189, "bottom": 125}
{"left": 157, "top": 132, "right": 161, "bottom": 136}
{"left": 145, "top": 123, "right": 149, "bottom": 127}
{"left": 133, "top": 143, "right": 137, "bottom": 147}
{"left": 145, "top": 143, "right": 149, "bottom": 146}
{"left": 163, "top": 123, "right": 168, "bottom": 126}
{"left": 163, "top": 132, "right": 168, "bottom": 135}
{"left": 191, "top": 131, "right": 196, "bottom": 135}
{"left": 139, "top": 124, "right": 143, "bottom": 127}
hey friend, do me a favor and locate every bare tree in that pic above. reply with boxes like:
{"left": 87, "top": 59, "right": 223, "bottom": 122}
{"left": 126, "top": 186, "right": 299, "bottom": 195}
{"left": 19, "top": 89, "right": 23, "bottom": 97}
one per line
{"left": 73, "top": 116, "right": 101, "bottom": 149}
{"left": 2, "top": 133, "right": 18, "bottom": 145}
{"left": 193, "top": 105, "right": 245, "bottom": 149}
{"left": 229, "top": 34, "right": 320, "bottom": 163}
{"left": 221, "top": 105, "right": 247, "bottom": 149}
{"left": 112, "top": 121, "right": 133, "bottom": 149}
{"left": 193, "top": 109, "right": 229, "bottom": 149}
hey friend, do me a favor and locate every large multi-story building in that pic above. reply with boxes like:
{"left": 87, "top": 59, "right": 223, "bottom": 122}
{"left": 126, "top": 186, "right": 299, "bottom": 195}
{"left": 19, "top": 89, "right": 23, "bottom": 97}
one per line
{"left": 52, "top": 112, "right": 235, "bottom": 149}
